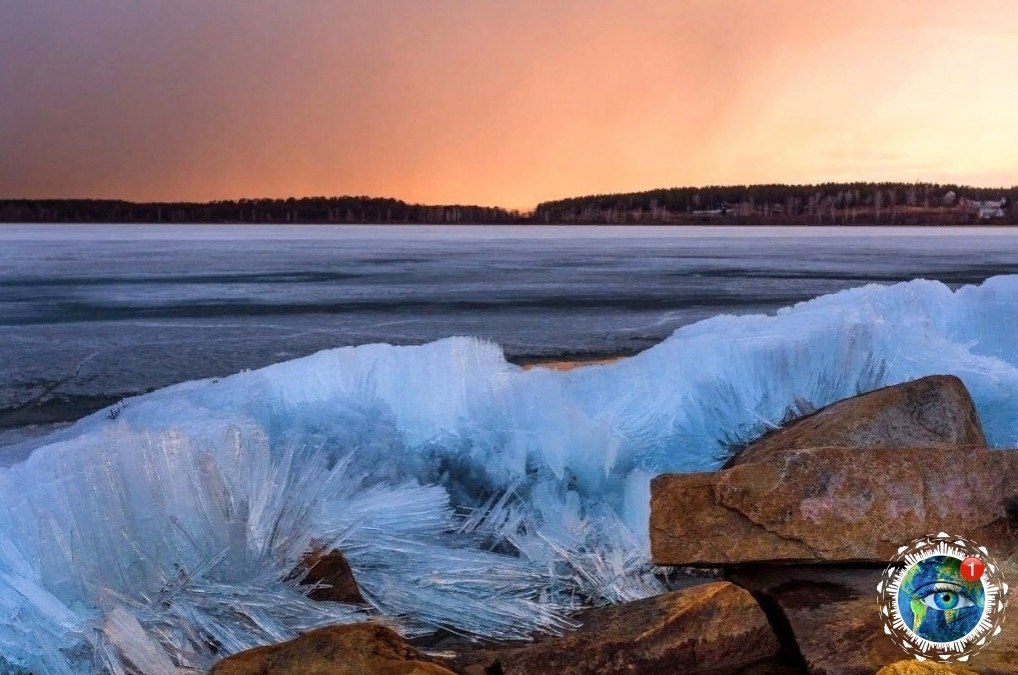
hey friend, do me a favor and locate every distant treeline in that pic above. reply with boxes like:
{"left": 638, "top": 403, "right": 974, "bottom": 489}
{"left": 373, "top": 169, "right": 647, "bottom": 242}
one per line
{"left": 534, "top": 182, "right": 1018, "bottom": 225}
{"left": 2, "top": 182, "right": 1017, "bottom": 225}
{"left": 0, "top": 197, "right": 524, "bottom": 225}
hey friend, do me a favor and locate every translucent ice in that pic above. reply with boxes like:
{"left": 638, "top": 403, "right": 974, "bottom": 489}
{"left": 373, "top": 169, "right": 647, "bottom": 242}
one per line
{"left": 4, "top": 276, "right": 1018, "bottom": 671}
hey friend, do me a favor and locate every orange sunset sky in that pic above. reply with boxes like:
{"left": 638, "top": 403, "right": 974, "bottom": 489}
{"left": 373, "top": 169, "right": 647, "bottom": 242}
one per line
{"left": 1, "top": 0, "right": 1015, "bottom": 210}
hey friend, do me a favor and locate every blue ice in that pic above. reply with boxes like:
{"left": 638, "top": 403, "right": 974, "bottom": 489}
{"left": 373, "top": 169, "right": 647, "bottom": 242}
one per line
{"left": 3, "top": 276, "right": 1018, "bottom": 672}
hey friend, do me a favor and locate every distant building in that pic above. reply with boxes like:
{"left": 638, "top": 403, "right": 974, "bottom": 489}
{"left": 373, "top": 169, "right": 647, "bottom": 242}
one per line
{"left": 962, "top": 197, "right": 1007, "bottom": 220}
{"left": 691, "top": 203, "right": 735, "bottom": 217}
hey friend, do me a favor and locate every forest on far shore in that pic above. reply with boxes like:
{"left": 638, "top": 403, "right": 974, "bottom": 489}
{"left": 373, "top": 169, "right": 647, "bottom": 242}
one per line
{"left": 3, "top": 182, "right": 1016, "bottom": 225}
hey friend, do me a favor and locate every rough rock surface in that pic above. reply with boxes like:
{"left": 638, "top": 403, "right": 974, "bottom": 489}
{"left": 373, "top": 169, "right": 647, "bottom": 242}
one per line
{"left": 728, "top": 566, "right": 901, "bottom": 674}
{"left": 724, "top": 375, "right": 986, "bottom": 468}
{"left": 652, "top": 446, "right": 1018, "bottom": 565}
{"left": 209, "top": 623, "right": 456, "bottom": 675}
{"left": 296, "top": 549, "right": 366, "bottom": 604}
{"left": 451, "top": 581, "right": 780, "bottom": 675}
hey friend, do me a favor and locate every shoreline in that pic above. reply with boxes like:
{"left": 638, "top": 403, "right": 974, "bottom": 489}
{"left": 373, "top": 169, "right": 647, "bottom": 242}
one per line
{"left": 6, "top": 221, "right": 1018, "bottom": 228}
{"left": 516, "top": 354, "right": 628, "bottom": 371}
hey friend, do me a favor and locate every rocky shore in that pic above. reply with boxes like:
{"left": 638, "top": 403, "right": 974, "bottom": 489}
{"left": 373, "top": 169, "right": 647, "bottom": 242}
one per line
{"left": 211, "top": 375, "right": 1018, "bottom": 674}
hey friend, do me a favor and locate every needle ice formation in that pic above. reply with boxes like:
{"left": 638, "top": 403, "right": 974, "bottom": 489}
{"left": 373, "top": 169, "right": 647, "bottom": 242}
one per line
{"left": 4, "top": 276, "right": 1018, "bottom": 672}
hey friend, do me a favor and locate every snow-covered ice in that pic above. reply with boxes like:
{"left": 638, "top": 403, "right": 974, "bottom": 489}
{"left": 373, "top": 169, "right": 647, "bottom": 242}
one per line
{"left": 4, "top": 276, "right": 1018, "bottom": 672}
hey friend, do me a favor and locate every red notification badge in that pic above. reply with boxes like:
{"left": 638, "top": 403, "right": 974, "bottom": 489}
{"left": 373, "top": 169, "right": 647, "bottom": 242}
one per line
{"left": 960, "top": 556, "right": 985, "bottom": 582}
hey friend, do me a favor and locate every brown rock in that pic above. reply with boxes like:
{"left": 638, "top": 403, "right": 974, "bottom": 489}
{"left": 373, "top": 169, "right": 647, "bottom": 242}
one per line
{"left": 875, "top": 661, "right": 981, "bottom": 675}
{"left": 209, "top": 623, "right": 456, "bottom": 675}
{"left": 729, "top": 566, "right": 901, "bottom": 674}
{"left": 295, "top": 549, "right": 365, "bottom": 604}
{"left": 729, "top": 562, "right": 1018, "bottom": 675}
{"left": 478, "top": 581, "right": 780, "bottom": 675}
{"left": 724, "top": 375, "right": 986, "bottom": 468}
{"left": 652, "top": 446, "right": 1018, "bottom": 566}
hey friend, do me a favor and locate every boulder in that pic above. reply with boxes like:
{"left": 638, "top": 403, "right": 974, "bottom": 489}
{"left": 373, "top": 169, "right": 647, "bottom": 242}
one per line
{"left": 457, "top": 581, "right": 781, "bottom": 675}
{"left": 724, "top": 375, "right": 986, "bottom": 468}
{"left": 295, "top": 549, "right": 365, "bottom": 604}
{"left": 209, "top": 623, "right": 456, "bottom": 675}
{"left": 651, "top": 446, "right": 1018, "bottom": 565}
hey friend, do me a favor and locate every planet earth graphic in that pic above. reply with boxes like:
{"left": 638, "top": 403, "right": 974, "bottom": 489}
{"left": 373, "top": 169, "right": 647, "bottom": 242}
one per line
{"left": 897, "top": 555, "right": 985, "bottom": 643}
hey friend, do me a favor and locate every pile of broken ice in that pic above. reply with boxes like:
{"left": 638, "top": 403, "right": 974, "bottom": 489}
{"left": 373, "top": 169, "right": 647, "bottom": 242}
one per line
{"left": 4, "top": 276, "right": 1018, "bottom": 672}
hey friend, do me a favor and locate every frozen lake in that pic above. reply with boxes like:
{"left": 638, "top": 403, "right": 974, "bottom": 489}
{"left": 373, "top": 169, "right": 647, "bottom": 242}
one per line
{"left": 4, "top": 224, "right": 1018, "bottom": 439}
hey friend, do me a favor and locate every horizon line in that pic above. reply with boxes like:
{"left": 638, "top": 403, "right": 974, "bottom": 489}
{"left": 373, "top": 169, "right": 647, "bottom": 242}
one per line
{"left": 4, "top": 178, "right": 1017, "bottom": 213}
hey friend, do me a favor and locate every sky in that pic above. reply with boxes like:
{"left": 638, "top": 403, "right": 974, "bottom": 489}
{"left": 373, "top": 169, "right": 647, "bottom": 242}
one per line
{"left": 1, "top": 0, "right": 1016, "bottom": 210}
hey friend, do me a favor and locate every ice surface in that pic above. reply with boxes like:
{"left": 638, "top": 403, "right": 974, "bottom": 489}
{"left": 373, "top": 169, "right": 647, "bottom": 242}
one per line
{"left": 5, "top": 276, "right": 1018, "bottom": 671}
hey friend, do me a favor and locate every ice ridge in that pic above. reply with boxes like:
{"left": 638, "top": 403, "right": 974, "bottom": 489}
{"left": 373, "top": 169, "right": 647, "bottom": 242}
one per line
{"left": 3, "top": 276, "right": 1018, "bottom": 671}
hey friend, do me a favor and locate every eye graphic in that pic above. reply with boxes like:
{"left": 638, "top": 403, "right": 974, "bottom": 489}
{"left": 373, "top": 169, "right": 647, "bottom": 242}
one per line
{"left": 919, "top": 584, "right": 975, "bottom": 611}
{"left": 898, "top": 556, "right": 987, "bottom": 642}
{"left": 879, "top": 536, "right": 1007, "bottom": 661}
